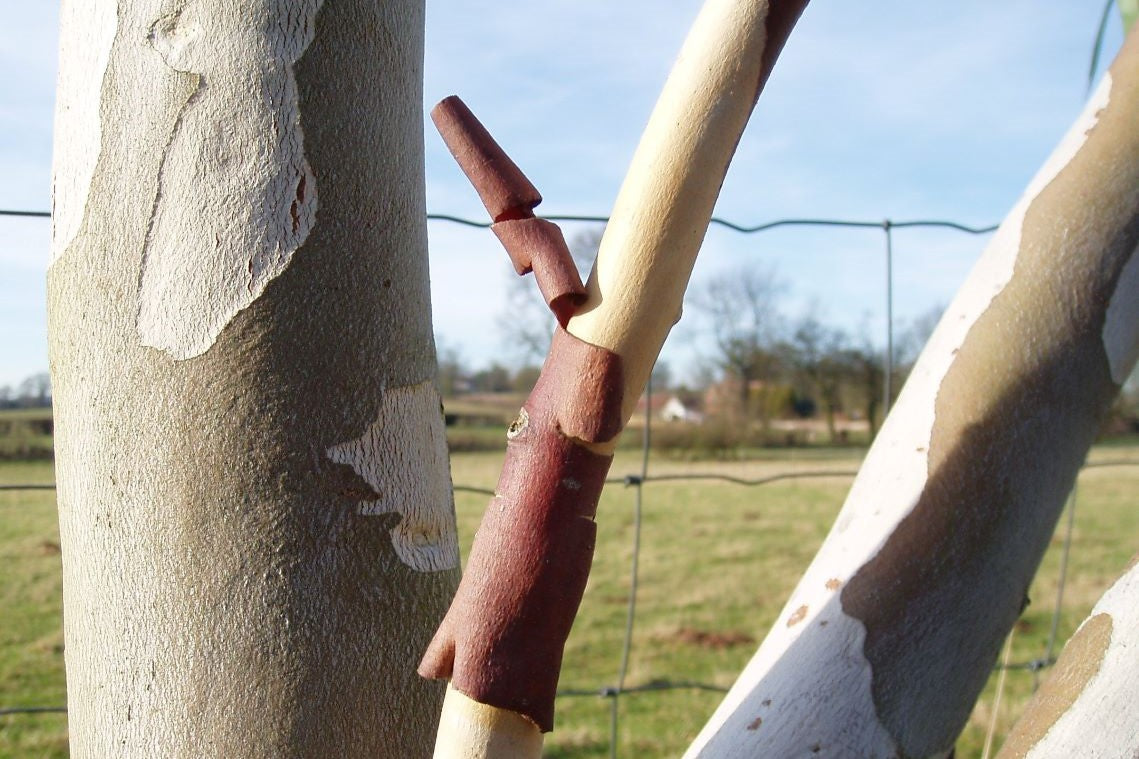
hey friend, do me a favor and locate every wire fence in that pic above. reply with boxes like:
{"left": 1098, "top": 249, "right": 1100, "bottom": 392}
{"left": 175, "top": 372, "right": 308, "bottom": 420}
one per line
{"left": 4, "top": 456, "right": 1138, "bottom": 752}
{"left": 2, "top": 207, "right": 1137, "bottom": 756}
{"left": 2, "top": 205, "right": 999, "bottom": 415}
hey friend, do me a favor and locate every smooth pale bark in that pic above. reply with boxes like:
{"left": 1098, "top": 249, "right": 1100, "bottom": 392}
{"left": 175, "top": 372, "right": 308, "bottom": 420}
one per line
{"left": 48, "top": 1, "right": 458, "bottom": 756}
{"left": 686, "top": 28, "right": 1139, "bottom": 759}
{"left": 430, "top": 0, "right": 807, "bottom": 754}
{"left": 569, "top": 0, "right": 808, "bottom": 431}
{"left": 432, "top": 686, "right": 544, "bottom": 758}
{"left": 997, "top": 558, "right": 1139, "bottom": 758}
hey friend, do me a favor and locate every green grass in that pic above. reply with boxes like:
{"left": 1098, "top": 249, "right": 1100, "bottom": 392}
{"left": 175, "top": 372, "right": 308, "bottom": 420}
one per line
{"left": 0, "top": 461, "right": 67, "bottom": 758}
{"left": 0, "top": 409, "right": 53, "bottom": 423}
{"left": 3, "top": 448, "right": 1138, "bottom": 757}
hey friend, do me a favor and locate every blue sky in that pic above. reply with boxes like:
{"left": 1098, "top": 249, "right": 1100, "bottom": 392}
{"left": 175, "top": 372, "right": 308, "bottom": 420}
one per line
{"left": 0, "top": 1, "right": 1128, "bottom": 388}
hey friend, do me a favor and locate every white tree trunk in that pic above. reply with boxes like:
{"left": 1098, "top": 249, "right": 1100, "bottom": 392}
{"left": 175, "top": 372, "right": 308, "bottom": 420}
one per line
{"left": 686, "top": 27, "right": 1139, "bottom": 759}
{"left": 48, "top": 1, "right": 458, "bottom": 755}
{"left": 996, "top": 557, "right": 1139, "bottom": 758}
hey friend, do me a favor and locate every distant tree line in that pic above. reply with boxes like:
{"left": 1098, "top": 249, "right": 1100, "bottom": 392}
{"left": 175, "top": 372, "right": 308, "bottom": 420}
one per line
{"left": 440, "top": 240, "right": 1139, "bottom": 446}
{"left": 435, "top": 349, "right": 543, "bottom": 398}
{"left": 0, "top": 372, "right": 52, "bottom": 409}
{"left": 683, "top": 264, "right": 942, "bottom": 442}
{"left": 454, "top": 238, "right": 944, "bottom": 444}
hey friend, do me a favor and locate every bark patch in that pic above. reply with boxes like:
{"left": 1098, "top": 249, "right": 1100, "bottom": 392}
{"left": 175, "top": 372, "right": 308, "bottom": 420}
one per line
{"left": 840, "top": 43, "right": 1139, "bottom": 757}
{"left": 754, "top": 0, "right": 811, "bottom": 104}
{"left": 997, "top": 614, "right": 1112, "bottom": 758}
{"left": 137, "top": 1, "right": 323, "bottom": 359}
{"left": 50, "top": 1, "right": 117, "bottom": 265}
{"left": 325, "top": 381, "right": 458, "bottom": 573}
{"left": 1102, "top": 243, "right": 1139, "bottom": 383}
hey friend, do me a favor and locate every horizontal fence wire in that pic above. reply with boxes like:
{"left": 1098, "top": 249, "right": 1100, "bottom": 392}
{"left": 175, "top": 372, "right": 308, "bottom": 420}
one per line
{"left": 5, "top": 459, "right": 1137, "bottom": 728}
{"left": 0, "top": 707, "right": 67, "bottom": 717}
{"left": 2, "top": 207, "right": 1000, "bottom": 235}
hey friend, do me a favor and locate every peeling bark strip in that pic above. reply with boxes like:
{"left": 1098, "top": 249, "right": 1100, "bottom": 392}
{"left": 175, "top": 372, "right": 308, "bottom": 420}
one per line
{"left": 997, "top": 615, "right": 1113, "bottom": 757}
{"left": 431, "top": 96, "right": 587, "bottom": 326}
{"left": 136, "top": 0, "right": 322, "bottom": 359}
{"left": 50, "top": 0, "right": 117, "bottom": 264}
{"left": 431, "top": 96, "right": 541, "bottom": 220}
{"left": 491, "top": 218, "right": 585, "bottom": 327}
{"left": 686, "top": 30, "right": 1139, "bottom": 759}
{"left": 419, "top": 328, "right": 623, "bottom": 732}
{"left": 326, "top": 381, "right": 459, "bottom": 573}
{"left": 998, "top": 560, "right": 1139, "bottom": 758}
{"left": 424, "top": 0, "right": 808, "bottom": 750}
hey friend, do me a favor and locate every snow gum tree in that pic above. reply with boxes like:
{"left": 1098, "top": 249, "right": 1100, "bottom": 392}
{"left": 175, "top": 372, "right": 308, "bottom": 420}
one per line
{"left": 48, "top": 1, "right": 458, "bottom": 755}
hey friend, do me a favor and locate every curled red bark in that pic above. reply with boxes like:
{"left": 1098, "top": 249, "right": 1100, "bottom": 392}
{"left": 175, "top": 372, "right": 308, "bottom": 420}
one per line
{"left": 419, "top": 328, "right": 623, "bottom": 732}
{"left": 491, "top": 217, "right": 585, "bottom": 327}
{"left": 431, "top": 95, "right": 587, "bottom": 327}
{"left": 431, "top": 95, "right": 541, "bottom": 220}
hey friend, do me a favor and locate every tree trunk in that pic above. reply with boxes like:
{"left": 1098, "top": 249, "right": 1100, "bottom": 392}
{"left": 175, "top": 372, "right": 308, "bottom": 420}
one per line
{"left": 686, "top": 27, "right": 1139, "bottom": 759}
{"left": 822, "top": 394, "right": 837, "bottom": 443}
{"left": 863, "top": 357, "right": 881, "bottom": 441}
{"left": 48, "top": 1, "right": 458, "bottom": 756}
{"left": 996, "top": 556, "right": 1139, "bottom": 758}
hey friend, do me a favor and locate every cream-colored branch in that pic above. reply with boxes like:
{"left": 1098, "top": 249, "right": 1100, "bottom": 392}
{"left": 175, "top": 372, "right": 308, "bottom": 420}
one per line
{"left": 568, "top": 0, "right": 808, "bottom": 434}
{"left": 432, "top": 686, "right": 544, "bottom": 759}
{"left": 427, "top": 0, "right": 807, "bottom": 755}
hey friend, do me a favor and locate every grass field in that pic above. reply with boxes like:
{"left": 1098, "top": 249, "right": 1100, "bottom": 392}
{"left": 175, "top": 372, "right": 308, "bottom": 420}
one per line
{"left": 2, "top": 445, "right": 1137, "bottom": 757}
{"left": 0, "top": 461, "right": 66, "bottom": 758}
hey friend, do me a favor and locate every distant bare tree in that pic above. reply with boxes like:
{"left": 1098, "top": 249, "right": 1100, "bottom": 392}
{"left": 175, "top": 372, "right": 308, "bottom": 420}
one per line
{"left": 497, "top": 226, "right": 602, "bottom": 362}
{"left": 16, "top": 372, "right": 52, "bottom": 407}
{"left": 435, "top": 337, "right": 468, "bottom": 398}
{"left": 788, "top": 312, "right": 848, "bottom": 442}
{"left": 688, "top": 264, "right": 785, "bottom": 429}
{"left": 895, "top": 304, "right": 946, "bottom": 372}
{"left": 846, "top": 333, "right": 884, "bottom": 440}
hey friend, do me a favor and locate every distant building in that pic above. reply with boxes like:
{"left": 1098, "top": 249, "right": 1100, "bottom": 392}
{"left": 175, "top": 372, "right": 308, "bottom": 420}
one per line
{"left": 659, "top": 395, "right": 704, "bottom": 423}
{"left": 634, "top": 392, "right": 703, "bottom": 423}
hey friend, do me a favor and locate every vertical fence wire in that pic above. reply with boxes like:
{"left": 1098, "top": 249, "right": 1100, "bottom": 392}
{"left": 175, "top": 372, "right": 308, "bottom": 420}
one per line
{"left": 982, "top": 627, "right": 1017, "bottom": 759}
{"left": 608, "top": 376, "right": 651, "bottom": 758}
{"left": 883, "top": 220, "right": 895, "bottom": 415}
{"left": 1039, "top": 483, "right": 1079, "bottom": 689}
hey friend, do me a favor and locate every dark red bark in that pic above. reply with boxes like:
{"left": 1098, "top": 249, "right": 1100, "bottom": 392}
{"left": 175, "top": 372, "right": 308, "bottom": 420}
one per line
{"left": 419, "top": 329, "right": 623, "bottom": 731}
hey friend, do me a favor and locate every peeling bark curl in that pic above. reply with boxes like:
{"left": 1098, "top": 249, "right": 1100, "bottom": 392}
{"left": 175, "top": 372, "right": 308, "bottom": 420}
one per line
{"left": 431, "top": 96, "right": 587, "bottom": 326}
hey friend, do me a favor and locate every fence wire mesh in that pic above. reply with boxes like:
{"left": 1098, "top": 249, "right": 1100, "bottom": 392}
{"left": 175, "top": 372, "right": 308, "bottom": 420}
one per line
{"left": 2, "top": 209, "right": 1137, "bottom": 756}
{"left": 4, "top": 460, "right": 1137, "bottom": 748}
